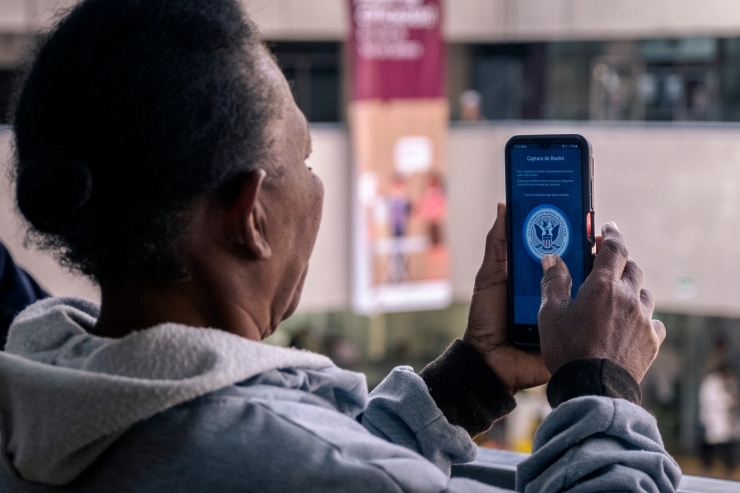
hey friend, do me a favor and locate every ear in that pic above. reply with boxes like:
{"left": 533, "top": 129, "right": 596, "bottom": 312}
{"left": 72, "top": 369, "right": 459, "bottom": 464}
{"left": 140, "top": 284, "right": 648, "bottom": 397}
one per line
{"left": 224, "top": 169, "right": 272, "bottom": 260}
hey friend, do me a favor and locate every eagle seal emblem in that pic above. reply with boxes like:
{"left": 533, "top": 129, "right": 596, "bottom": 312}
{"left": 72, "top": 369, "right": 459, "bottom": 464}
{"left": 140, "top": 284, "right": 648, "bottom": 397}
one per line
{"left": 523, "top": 205, "right": 570, "bottom": 261}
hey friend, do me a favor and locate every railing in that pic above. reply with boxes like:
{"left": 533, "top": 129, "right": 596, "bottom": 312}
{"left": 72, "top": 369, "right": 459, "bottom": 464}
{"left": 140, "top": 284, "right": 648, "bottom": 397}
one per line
{"left": 451, "top": 448, "right": 740, "bottom": 492}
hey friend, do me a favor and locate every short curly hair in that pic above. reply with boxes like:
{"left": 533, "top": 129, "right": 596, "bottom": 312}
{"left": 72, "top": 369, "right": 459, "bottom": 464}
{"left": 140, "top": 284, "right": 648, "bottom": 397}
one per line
{"left": 12, "top": 0, "right": 277, "bottom": 285}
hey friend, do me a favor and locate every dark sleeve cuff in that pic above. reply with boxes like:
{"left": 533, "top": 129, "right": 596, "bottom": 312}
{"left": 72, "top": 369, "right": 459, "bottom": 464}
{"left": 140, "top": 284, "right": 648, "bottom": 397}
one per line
{"left": 546, "top": 358, "right": 642, "bottom": 408}
{"left": 419, "top": 339, "right": 516, "bottom": 437}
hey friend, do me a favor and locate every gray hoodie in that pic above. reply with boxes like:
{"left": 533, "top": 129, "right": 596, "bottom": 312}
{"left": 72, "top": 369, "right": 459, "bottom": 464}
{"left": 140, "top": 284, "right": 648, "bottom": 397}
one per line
{"left": 0, "top": 298, "right": 680, "bottom": 492}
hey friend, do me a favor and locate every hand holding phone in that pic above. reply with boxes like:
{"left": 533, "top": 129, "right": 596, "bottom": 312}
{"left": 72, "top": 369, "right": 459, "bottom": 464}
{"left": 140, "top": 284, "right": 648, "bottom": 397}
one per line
{"left": 463, "top": 202, "right": 550, "bottom": 395}
{"left": 538, "top": 223, "right": 666, "bottom": 383}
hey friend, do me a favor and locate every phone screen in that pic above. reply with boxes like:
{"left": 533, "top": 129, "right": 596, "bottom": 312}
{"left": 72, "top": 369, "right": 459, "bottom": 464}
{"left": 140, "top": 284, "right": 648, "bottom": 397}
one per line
{"left": 509, "top": 142, "right": 587, "bottom": 325}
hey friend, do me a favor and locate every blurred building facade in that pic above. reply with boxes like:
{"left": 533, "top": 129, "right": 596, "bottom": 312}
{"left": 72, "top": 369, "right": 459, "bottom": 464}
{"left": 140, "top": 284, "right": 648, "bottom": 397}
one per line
{"left": 8, "top": 1, "right": 740, "bottom": 124}
{"left": 2, "top": 0, "right": 740, "bottom": 461}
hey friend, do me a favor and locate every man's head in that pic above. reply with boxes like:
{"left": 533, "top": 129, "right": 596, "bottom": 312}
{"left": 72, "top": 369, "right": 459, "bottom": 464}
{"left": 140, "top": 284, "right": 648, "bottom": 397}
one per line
{"left": 14, "top": 0, "right": 271, "bottom": 283}
{"left": 13, "top": 0, "right": 323, "bottom": 336}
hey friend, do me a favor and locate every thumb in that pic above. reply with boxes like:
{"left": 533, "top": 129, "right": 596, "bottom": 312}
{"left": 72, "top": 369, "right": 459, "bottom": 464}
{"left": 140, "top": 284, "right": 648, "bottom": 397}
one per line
{"left": 481, "top": 202, "right": 507, "bottom": 265}
{"left": 474, "top": 202, "right": 507, "bottom": 289}
{"left": 540, "top": 255, "right": 572, "bottom": 313}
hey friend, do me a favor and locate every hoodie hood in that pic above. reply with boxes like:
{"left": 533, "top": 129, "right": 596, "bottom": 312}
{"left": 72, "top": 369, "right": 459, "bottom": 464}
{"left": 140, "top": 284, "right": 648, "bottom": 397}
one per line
{"left": 0, "top": 297, "right": 341, "bottom": 486}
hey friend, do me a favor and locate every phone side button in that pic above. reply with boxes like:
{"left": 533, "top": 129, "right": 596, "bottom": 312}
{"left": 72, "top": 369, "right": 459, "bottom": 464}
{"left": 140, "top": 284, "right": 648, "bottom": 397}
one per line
{"left": 590, "top": 156, "right": 594, "bottom": 178}
{"left": 586, "top": 211, "right": 595, "bottom": 241}
{"left": 590, "top": 157, "right": 595, "bottom": 208}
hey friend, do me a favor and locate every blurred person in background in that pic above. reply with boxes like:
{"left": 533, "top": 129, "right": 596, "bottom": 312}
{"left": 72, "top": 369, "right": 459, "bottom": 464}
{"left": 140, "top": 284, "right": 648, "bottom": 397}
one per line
{"left": 388, "top": 174, "right": 411, "bottom": 282}
{"left": 699, "top": 363, "right": 740, "bottom": 475}
{"left": 419, "top": 172, "right": 446, "bottom": 247}
{"left": 0, "top": 0, "right": 679, "bottom": 491}
{"left": 460, "top": 89, "right": 484, "bottom": 121}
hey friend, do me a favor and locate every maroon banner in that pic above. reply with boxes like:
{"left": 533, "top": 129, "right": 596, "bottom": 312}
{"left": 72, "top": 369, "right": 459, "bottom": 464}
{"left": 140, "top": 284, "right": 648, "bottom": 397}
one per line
{"left": 349, "top": 0, "right": 445, "bottom": 100}
{"left": 348, "top": 0, "right": 450, "bottom": 315}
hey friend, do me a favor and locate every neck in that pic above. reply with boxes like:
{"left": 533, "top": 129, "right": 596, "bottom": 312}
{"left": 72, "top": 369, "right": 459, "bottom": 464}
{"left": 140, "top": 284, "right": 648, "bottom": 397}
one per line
{"left": 94, "top": 272, "right": 271, "bottom": 341}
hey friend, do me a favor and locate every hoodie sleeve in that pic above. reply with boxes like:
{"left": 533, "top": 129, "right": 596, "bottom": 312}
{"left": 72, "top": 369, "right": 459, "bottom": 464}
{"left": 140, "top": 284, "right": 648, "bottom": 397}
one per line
{"left": 515, "top": 396, "right": 682, "bottom": 493}
{"left": 362, "top": 347, "right": 680, "bottom": 493}
{"left": 361, "top": 339, "right": 516, "bottom": 475}
{"left": 361, "top": 365, "right": 479, "bottom": 475}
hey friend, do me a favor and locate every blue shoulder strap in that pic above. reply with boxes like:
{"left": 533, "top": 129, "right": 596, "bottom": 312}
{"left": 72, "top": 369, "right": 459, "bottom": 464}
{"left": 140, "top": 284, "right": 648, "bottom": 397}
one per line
{"left": 0, "top": 242, "right": 49, "bottom": 349}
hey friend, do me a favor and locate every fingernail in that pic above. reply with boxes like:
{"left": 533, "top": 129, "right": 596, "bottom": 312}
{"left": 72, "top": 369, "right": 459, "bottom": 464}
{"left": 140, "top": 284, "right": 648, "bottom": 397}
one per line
{"left": 542, "top": 255, "right": 556, "bottom": 270}
{"left": 603, "top": 221, "right": 619, "bottom": 235}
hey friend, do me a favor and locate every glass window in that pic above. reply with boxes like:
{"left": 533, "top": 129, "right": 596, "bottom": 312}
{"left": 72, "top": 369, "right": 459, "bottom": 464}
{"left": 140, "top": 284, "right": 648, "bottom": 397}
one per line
{"left": 467, "top": 37, "right": 740, "bottom": 123}
{"left": 721, "top": 38, "right": 740, "bottom": 121}
{"left": 547, "top": 41, "right": 605, "bottom": 120}
{"left": 471, "top": 44, "right": 547, "bottom": 120}
{"left": 269, "top": 42, "right": 341, "bottom": 123}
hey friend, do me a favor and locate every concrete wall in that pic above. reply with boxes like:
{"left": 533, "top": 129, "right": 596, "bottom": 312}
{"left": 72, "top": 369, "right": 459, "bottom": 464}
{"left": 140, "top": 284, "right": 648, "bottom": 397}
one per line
{"left": 445, "top": 0, "right": 740, "bottom": 41}
{"left": 3, "top": 122, "right": 740, "bottom": 317}
{"left": 244, "top": 0, "right": 740, "bottom": 41}
{"left": 6, "top": 0, "right": 740, "bottom": 41}
{"left": 0, "top": 0, "right": 78, "bottom": 33}
{"left": 445, "top": 122, "right": 740, "bottom": 318}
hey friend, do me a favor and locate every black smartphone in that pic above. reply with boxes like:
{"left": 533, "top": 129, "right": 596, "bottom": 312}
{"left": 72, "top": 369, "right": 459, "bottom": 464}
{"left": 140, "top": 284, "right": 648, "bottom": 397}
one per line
{"left": 505, "top": 134, "right": 595, "bottom": 349}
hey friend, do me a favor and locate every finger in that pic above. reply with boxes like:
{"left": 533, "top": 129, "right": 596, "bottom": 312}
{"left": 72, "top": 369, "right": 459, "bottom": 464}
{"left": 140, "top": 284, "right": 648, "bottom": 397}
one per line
{"left": 592, "top": 222, "right": 629, "bottom": 277}
{"left": 621, "top": 259, "right": 643, "bottom": 292}
{"left": 540, "top": 255, "right": 572, "bottom": 312}
{"left": 491, "top": 201, "right": 507, "bottom": 252}
{"left": 652, "top": 319, "right": 667, "bottom": 345}
{"left": 475, "top": 202, "right": 507, "bottom": 287}
{"left": 595, "top": 235, "right": 603, "bottom": 254}
{"left": 640, "top": 288, "right": 656, "bottom": 314}
{"left": 482, "top": 202, "right": 507, "bottom": 264}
